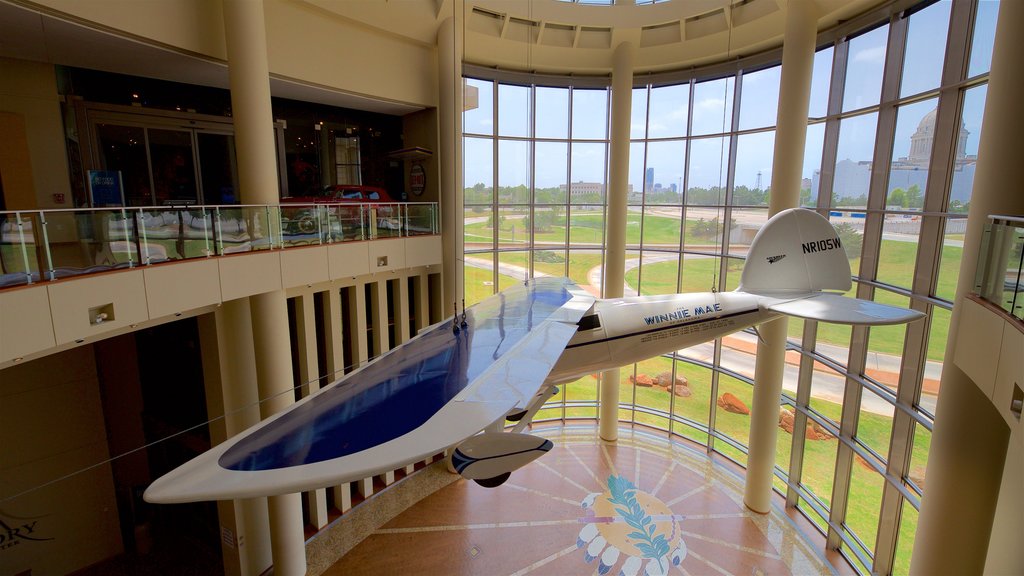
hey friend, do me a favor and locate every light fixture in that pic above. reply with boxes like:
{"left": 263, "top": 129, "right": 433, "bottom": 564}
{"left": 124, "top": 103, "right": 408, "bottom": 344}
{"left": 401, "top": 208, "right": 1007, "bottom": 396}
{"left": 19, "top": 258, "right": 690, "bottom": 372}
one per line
{"left": 13, "top": 357, "right": 23, "bottom": 363}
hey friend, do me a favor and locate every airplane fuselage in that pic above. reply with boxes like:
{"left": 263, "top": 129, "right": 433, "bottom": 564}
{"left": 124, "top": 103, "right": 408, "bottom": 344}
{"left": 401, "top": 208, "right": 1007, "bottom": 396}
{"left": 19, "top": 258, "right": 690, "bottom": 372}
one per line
{"left": 548, "top": 291, "right": 778, "bottom": 383}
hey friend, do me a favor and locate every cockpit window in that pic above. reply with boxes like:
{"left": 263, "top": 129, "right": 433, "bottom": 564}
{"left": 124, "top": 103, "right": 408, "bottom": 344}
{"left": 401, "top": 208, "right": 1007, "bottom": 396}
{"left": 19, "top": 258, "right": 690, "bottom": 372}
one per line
{"left": 577, "top": 314, "right": 601, "bottom": 331}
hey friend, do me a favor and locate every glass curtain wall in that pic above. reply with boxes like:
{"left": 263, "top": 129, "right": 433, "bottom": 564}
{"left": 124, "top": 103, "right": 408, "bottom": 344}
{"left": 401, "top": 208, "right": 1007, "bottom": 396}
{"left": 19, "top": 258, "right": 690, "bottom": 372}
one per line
{"left": 461, "top": 1, "right": 996, "bottom": 572}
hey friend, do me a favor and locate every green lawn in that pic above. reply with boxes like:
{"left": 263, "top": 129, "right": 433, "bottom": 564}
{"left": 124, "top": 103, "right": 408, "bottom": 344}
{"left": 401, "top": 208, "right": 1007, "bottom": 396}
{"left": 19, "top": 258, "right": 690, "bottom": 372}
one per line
{"left": 465, "top": 213, "right": 726, "bottom": 248}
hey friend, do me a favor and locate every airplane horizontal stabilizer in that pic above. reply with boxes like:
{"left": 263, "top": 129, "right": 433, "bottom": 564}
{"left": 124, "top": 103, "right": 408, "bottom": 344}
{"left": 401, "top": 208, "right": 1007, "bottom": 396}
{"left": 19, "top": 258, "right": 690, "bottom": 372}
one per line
{"left": 761, "top": 292, "right": 925, "bottom": 326}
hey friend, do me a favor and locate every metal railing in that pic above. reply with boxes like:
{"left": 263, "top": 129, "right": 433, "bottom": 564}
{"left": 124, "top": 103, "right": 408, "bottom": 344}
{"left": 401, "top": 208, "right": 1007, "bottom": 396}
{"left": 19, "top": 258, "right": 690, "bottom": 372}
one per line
{"left": 975, "top": 214, "right": 1024, "bottom": 322}
{"left": 0, "top": 202, "right": 439, "bottom": 289}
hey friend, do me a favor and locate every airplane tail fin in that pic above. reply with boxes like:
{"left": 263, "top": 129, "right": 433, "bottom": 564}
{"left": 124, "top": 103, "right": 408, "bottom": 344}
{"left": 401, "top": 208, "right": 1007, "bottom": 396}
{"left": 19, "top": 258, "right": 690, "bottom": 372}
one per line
{"left": 737, "top": 208, "right": 852, "bottom": 296}
{"left": 737, "top": 208, "right": 924, "bottom": 326}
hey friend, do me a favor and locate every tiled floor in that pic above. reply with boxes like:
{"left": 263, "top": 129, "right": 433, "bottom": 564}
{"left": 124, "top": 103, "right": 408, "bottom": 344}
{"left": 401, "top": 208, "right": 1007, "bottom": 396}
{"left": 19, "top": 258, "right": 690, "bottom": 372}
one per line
{"left": 324, "top": 424, "right": 841, "bottom": 575}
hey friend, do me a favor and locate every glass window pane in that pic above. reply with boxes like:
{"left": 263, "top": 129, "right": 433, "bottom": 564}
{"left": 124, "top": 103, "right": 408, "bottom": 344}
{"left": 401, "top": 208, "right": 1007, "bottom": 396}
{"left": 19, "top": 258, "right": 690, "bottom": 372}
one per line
{"left": 95, "top": 124, "right": 151, "bottom": 206}
{"left": 950, "top": 84, "right": 987, "bottom": 211}
{"left": 535, "top": 86, "right": 569, "bottom": 139}
{"left": 801, "top": 420, "right": 838, "bottom": 506}
{"left": 888, "top": 98, "right": 938, "bottom": 207}
{"left": 641, "top": 206, "right": 682, "bottom": 250}
{"left": 733, "top": 131, "right": 774, "bottom": 206}
{"left": 531, "top": 205, "right": 567, "bottom": 247}
{"left": 686, "top": 137, "right": 730, "bottom": 205}
{"left": 856, "top": 389, "right": 895, "bottom": 460}
{"left": 569, "top": 142, "right": 607, "bottom": 204}
{"left": 846, "top": 465, "right": 884, "bottom": 554}
{"left": 534, "top": 141, "right": 568, "bottom": 204}
{"left": 833, "top": 113, "right": 878, "bottom": 208}
{"left": 830, "top": 211, "right": 866, "bottom": 267}
{"left": 936, "top": 218, "right": 966, "bottom": 301}
{"left": 463, "top": 136, "right": 493, "bottom": 204}
{"left": 810, "top": 367, "right": 845, "bottom": 428}
{"left": 866, "top": 292, "right": 910, "bottom": 380}
{"left": 715, "top": 375, "right": 754, "bottom": 466}
{"left": 569, "top": 207, "right": 605, "bottom": 247}
{"left": 568, "top": 248, "right": 604, "bottom": 292}
{"left": 691, "top": 76, "right": 735, "bottom": 136}
{"left": 572, "top": 88, "right": 608, "bottom": 139}
{"left": 681, "top": 253, "right": 721, "bottom": 293}
{"left": 804, "top": 122, "right": 826, "bottom": 207}
{"left": 900, "top": 1, "right": 952, "bottom": 98}
{"left": 894, "top": 502, "right": 920, "bottom": 576}
{"left": 817, "top": 322, "right": 853, "bottom": 370}
{"left": 497, "top": 251, "right": 529, "bottom": 288}
{"left": 908, "top": 421, "right": 931, "bottom": 492}
{"left": 632, "top": 357, "right": 674, "bottom": 431}
{"left": 968, "top": 0, "right": 1000, "bottom": 78}
{"left": 498, "top": 139, "right": 530, "bottom": 203}
{"left": 565, "top": 374, "right": 598, "bottom": 419}
{"left": 683, "top": 207, "right": 726, "bottom": 254}
{"left": 645, "top": 140, "right": 686, "bottom": 205}
{"left": 498, "top": 83, "right": 530, "bottom": 137}
{"left": 465, "top": 206, "right": 492, "bottom": 250}
{"left": 722, "top": 256, "right": 745, "bottom": 291}
{"left": 843, "top": 25, "right": 889, "bottom": 112}
{"left": 464, "top": 254, "right": 495, "bottom": 306}
{"left": 648, "top": 83, "right": 689, "bottom": 138}
{"left": 464, "top": 78, "right": 494, "bottom": 135}
{"left": 631, "top": 250, "right": 679, "bottom": 295}
{"left": 809, "top": 47, "right": 834, "bottom": 119}
{"left": 739, "top": 65, "right": 781, "bottom": 130}
{"left": 628, "top": 141, "right": 645, "bottom": 205}
{"left": 672, "top": 361, "right": 711, "bottom": 446}
{"left": 533, "top": 248, "right": 567, "bottom": 278}
{"left": 495, "top": 205, "right": 529, "bottom": 248}
{"left": 630, "top": 87, "right": 649, "bottom": 140}
{"left": 878, "top": 221, "right": 919, "bottom": 289}
{"left": 728, "top": 208, "right": 768, "bottom": 257}
{"left": 923, "top": 306, "right": 950, "bottom": 409}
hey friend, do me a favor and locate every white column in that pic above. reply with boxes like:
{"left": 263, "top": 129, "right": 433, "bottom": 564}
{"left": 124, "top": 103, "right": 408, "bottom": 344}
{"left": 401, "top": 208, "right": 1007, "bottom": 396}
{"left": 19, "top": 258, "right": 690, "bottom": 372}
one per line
{"left": 294, "top": 293, "right": 328, "bottom": 530}
{"left": 743, "top": 0, "right": 817, "bottom": 513}
{"left": 322, "top": 288, "right": 351, "bottom": 511}
{"left": 599, "top": 40, "right": 635, "bottom": 442}
{"left": 911, "top": 0, "right": 1024, "bottom": 572}
{"left": 396, "top": 276, "right": 412, "bottom": 344}
{"left": 199, "top": 301, "right": 272, "bottom": 576}
{"left": 222, "top": 2, "right": 304, "bottom": 571}
{"left": 370, "top": 280, "right": 390, "bottom": 357}
{"left": 439, "top": 14, "right": 464, "bottom": 317}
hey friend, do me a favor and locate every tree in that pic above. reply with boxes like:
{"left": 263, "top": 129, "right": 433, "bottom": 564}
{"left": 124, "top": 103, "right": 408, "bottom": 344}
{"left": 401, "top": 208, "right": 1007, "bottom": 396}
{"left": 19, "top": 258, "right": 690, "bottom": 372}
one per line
{"left": 834, "top": 222, "right": 863, "bottom": 261}
{"left": 889, "top": 187, "right": 907, "bottom": 208}
{"left": 906, "top": 184, "right": 923, "bottom": 209}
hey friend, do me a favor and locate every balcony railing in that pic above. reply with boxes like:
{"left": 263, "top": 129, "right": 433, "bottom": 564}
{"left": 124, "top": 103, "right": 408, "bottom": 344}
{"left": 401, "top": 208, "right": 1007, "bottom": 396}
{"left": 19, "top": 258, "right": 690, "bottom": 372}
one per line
{"left": 975, "top": 214, "right": 1024, "bottom": 322}
{"left": 0, "top": 202, "right": 439, "bottom": 289}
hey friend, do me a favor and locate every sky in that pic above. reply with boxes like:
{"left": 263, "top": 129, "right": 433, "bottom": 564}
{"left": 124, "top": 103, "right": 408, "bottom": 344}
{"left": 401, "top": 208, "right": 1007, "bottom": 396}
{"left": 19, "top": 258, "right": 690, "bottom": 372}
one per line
{"left": 463, "top": 0, "right": 995, "bottom": 197}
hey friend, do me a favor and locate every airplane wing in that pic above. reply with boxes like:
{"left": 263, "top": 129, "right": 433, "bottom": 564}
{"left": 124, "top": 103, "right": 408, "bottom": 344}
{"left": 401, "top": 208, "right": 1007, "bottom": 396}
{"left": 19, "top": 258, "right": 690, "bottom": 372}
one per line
{"left": 144, "top": 277, "right": 595, "bottom": 503}
{"left": 759, "top": 291, "right": 925, "bottom": 325}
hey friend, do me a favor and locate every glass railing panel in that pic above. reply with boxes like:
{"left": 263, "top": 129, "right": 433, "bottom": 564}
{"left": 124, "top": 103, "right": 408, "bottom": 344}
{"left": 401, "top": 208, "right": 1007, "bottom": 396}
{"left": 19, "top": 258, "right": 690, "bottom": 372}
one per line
{"left": 371, "top": 204, "right": 403, "bottom": 239}
{"left": 134, "top": 208, "right": 214, "bottom": 262}
{"left": 214, "top": 206, "right": 275, "bottom": 254}
{"left": 323, "top": 204, "right": 366, "bottom": 242}
{"left": 406, "top": 204, "right": 437, "bottom": 236}
{"left": 976, "top": 219, "right": 1024, "bottom": 320}
{"left": 49, "top": 209, "right": 138, "bottom": 278}
{"left": 280, "top": 204, "right": 325, "bottom": 247}
{"left": 0, "top": 212, "right": 42, "bottom": 287}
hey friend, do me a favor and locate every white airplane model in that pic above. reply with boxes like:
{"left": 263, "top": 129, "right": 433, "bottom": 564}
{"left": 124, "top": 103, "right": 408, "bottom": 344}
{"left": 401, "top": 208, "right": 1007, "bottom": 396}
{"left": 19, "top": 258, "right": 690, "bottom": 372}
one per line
{"left": 145, "top": 208, "right": 924, "bottom": 503}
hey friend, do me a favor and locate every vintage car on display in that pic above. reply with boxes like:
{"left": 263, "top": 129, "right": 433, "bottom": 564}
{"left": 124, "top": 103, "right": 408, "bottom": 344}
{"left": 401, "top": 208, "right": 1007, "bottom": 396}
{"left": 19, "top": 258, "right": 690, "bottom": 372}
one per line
{"left": 281, "top": 185, "right": 399, "bottom": 238}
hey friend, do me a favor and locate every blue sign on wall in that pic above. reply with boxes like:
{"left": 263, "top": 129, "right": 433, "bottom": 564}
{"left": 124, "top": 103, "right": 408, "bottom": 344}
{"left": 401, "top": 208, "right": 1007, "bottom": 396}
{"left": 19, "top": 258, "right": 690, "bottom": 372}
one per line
{"left": 88, "top": 170, "right": 124, "bottom": 207}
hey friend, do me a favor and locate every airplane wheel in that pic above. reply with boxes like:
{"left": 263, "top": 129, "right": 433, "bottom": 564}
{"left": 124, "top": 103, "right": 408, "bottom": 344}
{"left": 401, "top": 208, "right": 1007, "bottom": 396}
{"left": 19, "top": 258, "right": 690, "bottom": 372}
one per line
{"left": 473, "top": 472, "right": 511, "bottom": 488}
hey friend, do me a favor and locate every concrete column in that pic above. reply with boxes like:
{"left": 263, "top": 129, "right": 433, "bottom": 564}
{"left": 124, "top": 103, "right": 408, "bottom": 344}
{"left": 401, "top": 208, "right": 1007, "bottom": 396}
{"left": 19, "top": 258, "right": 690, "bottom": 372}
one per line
{"left": 743, "top": 0, "right": 817, "bottom": 513}
{"left": 370, "top": 280, "right": 390, "bottom": 357}
{"left": 414, "top": 273, "right": 431, "bottom": 332}
{"left": 322, "top": 288, "right": 346, "bottom": 382}
{"left": 222, "top": 1, "right": 304, "bottom": 572}
{"left": 911, "top": 0, "right": 1024, "bottom": 572}
{"left": 599, "top": 40, "right": 635, "bottom": 442}
{"left": 347, "top": 284, "right": 370, "bottom": 367}
{"left": 294, "top": 293, "right": 328, "bottom": 530}
{"left": 438, "top": 14, "right": 464, "bottom": 317}
{"left": 396, "top": 277, "right": 412, "bottom": 344}
{"left": 199, "top": 301, "right": 272, "bottom": 576}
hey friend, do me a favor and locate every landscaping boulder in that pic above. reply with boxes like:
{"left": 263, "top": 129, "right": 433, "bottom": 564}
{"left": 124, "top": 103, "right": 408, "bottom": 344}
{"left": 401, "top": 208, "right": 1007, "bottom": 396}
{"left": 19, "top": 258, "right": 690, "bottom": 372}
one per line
{"left": 717, "top": 392, "right": 750, "bottom": 415}
{"left": 672, "top": 383, "right": 692, "bottom": 398}
{"left": 779, "top": 408, "right": 796, "bottom": 434}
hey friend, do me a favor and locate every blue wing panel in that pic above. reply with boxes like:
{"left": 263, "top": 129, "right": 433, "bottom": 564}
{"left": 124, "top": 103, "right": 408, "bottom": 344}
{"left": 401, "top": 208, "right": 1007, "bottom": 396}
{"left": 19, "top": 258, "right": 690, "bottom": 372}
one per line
{"left": 219, "top": 277, "right": 584, "bottom": 472}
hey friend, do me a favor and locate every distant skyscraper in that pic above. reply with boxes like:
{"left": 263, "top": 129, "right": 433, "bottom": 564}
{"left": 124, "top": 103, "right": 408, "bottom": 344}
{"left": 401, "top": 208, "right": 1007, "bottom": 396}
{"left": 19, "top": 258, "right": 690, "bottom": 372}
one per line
{"left": 645, "top": 167, "right": 654, "bottom": 192}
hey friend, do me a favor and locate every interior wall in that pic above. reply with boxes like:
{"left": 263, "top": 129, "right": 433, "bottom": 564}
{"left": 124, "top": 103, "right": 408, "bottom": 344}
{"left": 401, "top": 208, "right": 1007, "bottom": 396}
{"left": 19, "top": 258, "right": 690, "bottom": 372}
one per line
{"left": 401, "top": 108, "right": 439, "bottom": 203}
{"left": 0, "top": 57, "right": 71, "bottom": 208}
{"left": 986, "top": 429, "right": 1023, "bottom": 574}
{"left": 0, "top": 345, "right": 122, "bottom": 575}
